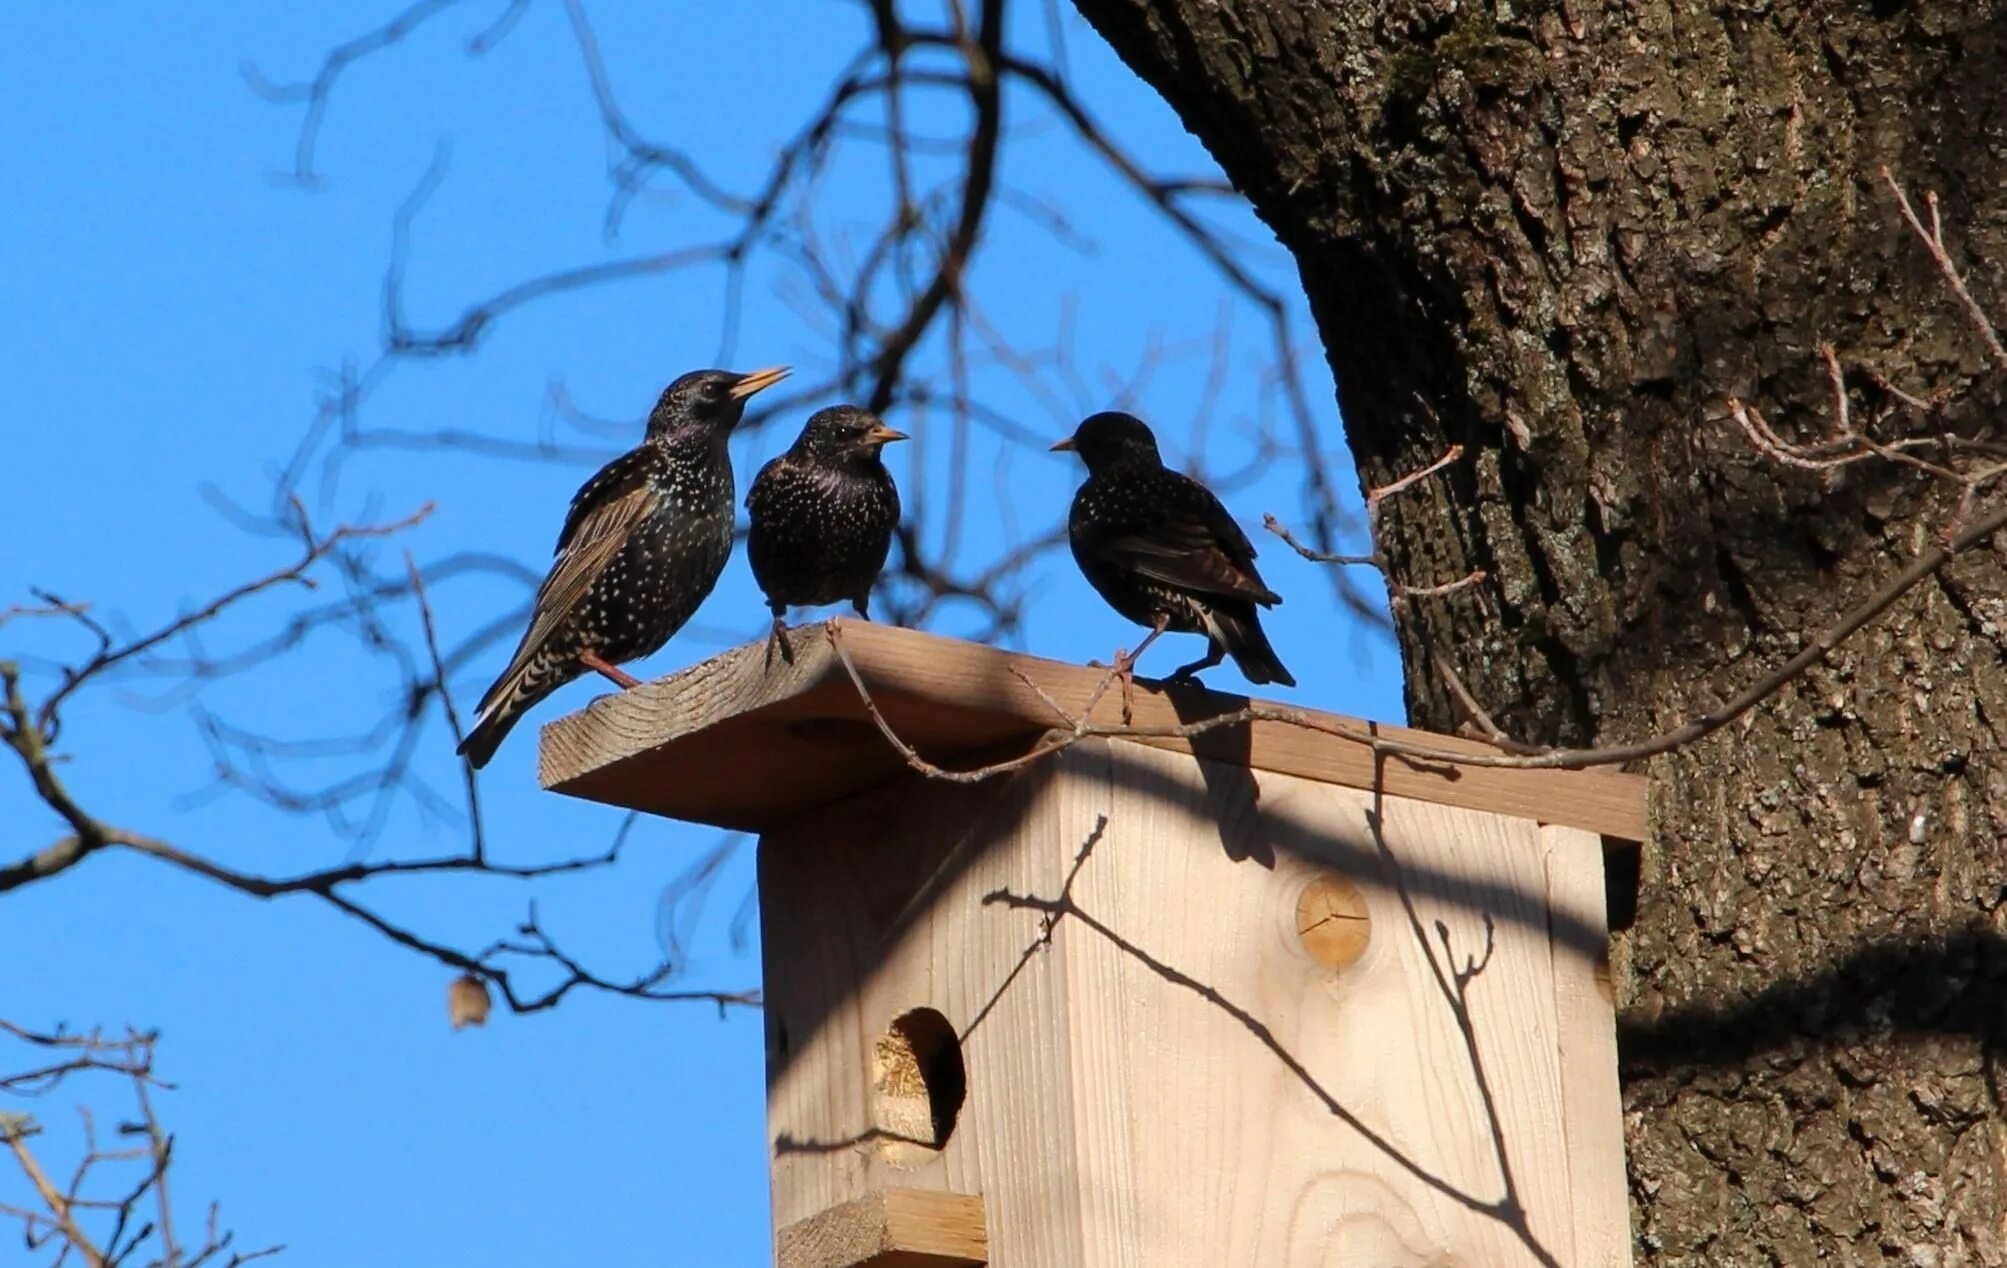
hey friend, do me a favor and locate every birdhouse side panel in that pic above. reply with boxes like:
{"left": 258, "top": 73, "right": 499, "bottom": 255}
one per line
{"left": 756, "top": 739, "right": 1627, "bottom": 1266}
{"left": 1055, "top": 740, "right": 1615, "bottom": 1265}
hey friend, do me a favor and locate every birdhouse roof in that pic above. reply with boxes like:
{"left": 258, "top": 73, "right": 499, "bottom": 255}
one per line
{"left": 538, "top": 620, "right": 1646, "bottom": 841}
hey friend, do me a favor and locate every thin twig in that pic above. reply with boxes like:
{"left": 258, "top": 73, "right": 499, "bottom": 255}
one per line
{"left": 834, "top": 494, "right": 2007, "bottom": 778}
{"left": 404, "top": 553, "right": 484, "bottom": 863}
{"left": 1883, "top": 166, "right": 2007, "bottom": 365}
{"left": 35, "top": 503, "right": 435, "bottom": 736}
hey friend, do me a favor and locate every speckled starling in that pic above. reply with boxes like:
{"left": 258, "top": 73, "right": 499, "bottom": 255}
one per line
{"left": 745, "top": 405, "right": 907, "bottom": 658}
{"left": 457, "top": 365, "right": 790, "bottom": 767}
{"left": 1053, "top": 411, "right": 1295, "bottom": 687}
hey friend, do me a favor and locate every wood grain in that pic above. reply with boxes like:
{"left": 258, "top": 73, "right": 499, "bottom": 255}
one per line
{"left": 759, "top": 740, "right": 1630, "bottom": 1266}
{"left": 1542, "top": 824, "right": 1632, "bottom": 1265}
{"left": 776, "top": 1189, "right": 986, "bottom": 1268}
{"left": 538, "top": 619, "right": 1647, "bottom": 841}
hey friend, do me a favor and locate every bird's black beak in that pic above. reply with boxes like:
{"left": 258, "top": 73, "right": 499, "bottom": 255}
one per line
{"left": 1049, "top": 436, "right": 1076, "bottom": 452}
{"left": 865, "top": 424, "right": 909, "bottom": 446}
{"left": 729, "top": 366, "right": 791, "bottom": 399}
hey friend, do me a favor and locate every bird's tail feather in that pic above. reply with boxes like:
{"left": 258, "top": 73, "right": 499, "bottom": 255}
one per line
{"left": 457, "top": 651, "right": 566, "bottom": 769}
{"left": 1209, "top": 604, "right": 1296, "bottom": 688}
{"left": 456, "top": 707, "right": 519, "bottom": 770}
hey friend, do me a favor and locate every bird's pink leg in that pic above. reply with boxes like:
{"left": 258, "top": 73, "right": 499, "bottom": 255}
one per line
{"left": 580, "top": 650, "right": 641, "bottom": 690}
{"left": 1102, "top": 618, "right": 1168, "bottom": 724}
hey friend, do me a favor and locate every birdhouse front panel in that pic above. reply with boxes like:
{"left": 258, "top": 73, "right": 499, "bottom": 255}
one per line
{"left": 758, "top": 738, "right": 1628, "bottom": 1268}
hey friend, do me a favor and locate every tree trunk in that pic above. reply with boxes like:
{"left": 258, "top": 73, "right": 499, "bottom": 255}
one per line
{"left": 1070, "top": 0, "right": 2007, "bottom": 1261}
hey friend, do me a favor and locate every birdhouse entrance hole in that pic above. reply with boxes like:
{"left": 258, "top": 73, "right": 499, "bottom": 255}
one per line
{"left": 539, "top": 621, "right": 1650, "bottom": 1265}
{"left": 872, "top": 1007, "right": 966, "bottom": 1166}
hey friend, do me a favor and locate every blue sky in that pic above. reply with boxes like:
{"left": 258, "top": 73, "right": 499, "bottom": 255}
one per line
{"left": 2, "top": 5, "right": 1400, "bottom": 1264}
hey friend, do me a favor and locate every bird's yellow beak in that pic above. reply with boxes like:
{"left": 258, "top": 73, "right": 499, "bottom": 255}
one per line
{"left": 729, "top": 366, "right": 791, "bottom": 399}
{"left": 866, "top": 424, "right": 909, "bottom": 446}
{"left": 1049, "top": 436, "right": 1076, "bottom": 452}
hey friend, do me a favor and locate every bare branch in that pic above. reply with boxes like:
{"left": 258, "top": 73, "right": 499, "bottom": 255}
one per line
{"left": 831, "top": 487, "right": 2007, "bottom": 779}
{"left": 1883, "top": 166, "right": 2007, "bottom": 366}
{"left": 47, "top": 0, "right": 1370, "bottom": 1028}
{"left": 1264, "top": 444, "right": 1482, "bottom": 611}
{"left": 404, "top": 553, "right": 484, "bottom": 863}
{"left": 244, "top": 0, "right": 470, "bottom": 187}
{"left": 0, "top": 1024, "right": 282, "bottom": 1266}
{"left": 4, "top": 511, "right": 752, "bottom": 1014}
{"left": 35, "top": 502, "right": 434, "bottom": 738}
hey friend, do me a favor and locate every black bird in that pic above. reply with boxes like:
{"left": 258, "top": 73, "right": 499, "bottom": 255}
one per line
{"left": 745, "top": 404, "right": 907, "bottom": 660}
{"left": 457, "top": 365, "right": 790, "bottom": 767}
{"left": 1053, "top": 411, "right": 1295, "bottom": 687}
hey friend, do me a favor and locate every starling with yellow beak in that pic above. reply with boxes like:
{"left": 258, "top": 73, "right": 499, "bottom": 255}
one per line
{"left": 459, "top": 366, "right": 790, "bottom": 766}
{"left": 745, "top": 405, "right": 907, "bottom": 659}
{"left": 1053, "top": 411, "right": 1294, "bottom": 688}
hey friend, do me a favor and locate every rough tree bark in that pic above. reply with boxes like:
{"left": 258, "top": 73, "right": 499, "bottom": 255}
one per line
{"left": 1069, "top": 1, "right": 2007, "bottom": 1262}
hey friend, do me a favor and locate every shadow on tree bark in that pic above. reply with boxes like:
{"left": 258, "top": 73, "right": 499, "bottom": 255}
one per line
{"left": 1620, "top": 925, "right": 2007, "bottom": 1073}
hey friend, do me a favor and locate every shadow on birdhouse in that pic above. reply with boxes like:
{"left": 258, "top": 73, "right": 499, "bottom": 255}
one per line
{"left": 539, "top": 620, "right": 1648, "bottom": 1267}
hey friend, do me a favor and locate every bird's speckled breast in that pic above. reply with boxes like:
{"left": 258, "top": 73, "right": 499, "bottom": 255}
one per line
{"left": 578, "top": 449, "right": 735, "bottom": 663}
{"left": 747, "top": 458, "right": 899, "bottom": 608}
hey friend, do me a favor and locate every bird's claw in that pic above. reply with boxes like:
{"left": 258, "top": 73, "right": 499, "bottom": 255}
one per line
{"left": 764, "top": 618, "right": 796, "bottom": 669}
{"left": 1102, "top": 645, "right": 1140, "bottom": 725}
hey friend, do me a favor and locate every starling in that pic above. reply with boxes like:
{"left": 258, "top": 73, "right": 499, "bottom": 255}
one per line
{"left": 457, "top": 365, "right": 790, "bottom": 767}
{"left": 1053, "top": 411, "right": 1295, "bottom": 687}
{"left": 745, "top": 405, "right": 907, "bottom": 658}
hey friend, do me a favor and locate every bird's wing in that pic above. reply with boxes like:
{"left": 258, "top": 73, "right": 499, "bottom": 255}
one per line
{"left": 1094, "top": 480, "right": 1280, "bottom": 605}
{"left": 519, "top": 480, "right": 656, "bottom": 661}
{"left": 1201, "top": 490, "right": 1263, "bottom": 570}
{"left": 555, "top": 447, "right": 655, "bottom": 553}
{"left": 474, "top": 463, "right": 657, "bottom": 716}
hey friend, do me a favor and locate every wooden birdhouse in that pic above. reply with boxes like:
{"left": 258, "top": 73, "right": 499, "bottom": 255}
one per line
{"left": 540, "top": 621, "right": 1645, "bottom": 1267}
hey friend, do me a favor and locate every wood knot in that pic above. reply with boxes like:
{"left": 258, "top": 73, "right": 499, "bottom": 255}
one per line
{"left": 1295, "top": 874, "right": 1372, "bottom": 972}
